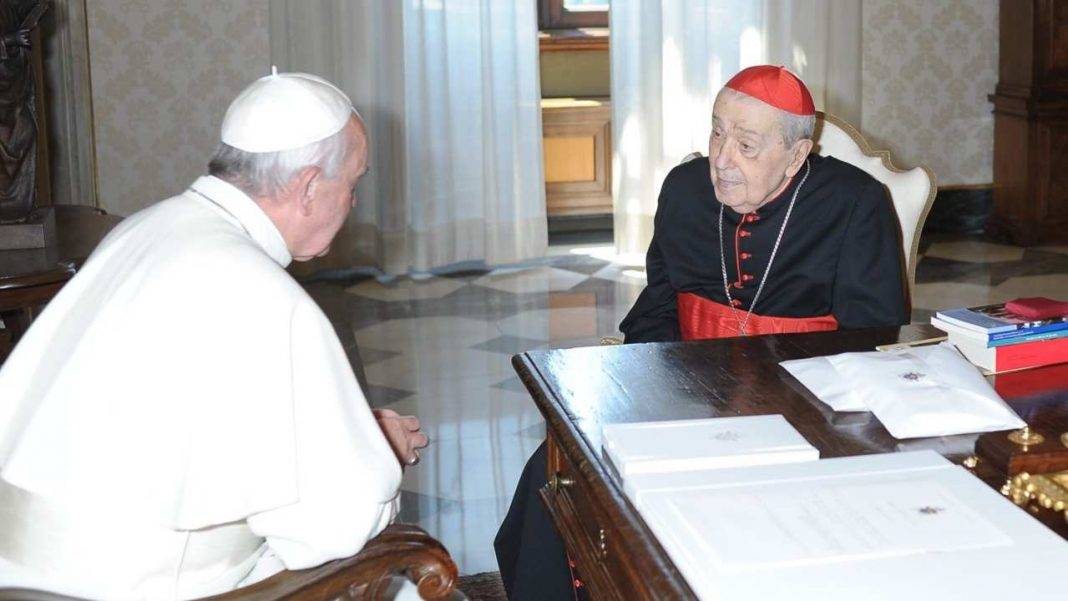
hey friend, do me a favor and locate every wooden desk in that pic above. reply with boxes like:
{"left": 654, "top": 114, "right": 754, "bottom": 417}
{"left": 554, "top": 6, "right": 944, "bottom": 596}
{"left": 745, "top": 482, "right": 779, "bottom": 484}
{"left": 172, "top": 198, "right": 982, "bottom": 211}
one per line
{"left": 0, "top": 206, "right": 122, "bottom": 352}
{"left": 512, "top": 324, "right": 1068, "bottom": 600}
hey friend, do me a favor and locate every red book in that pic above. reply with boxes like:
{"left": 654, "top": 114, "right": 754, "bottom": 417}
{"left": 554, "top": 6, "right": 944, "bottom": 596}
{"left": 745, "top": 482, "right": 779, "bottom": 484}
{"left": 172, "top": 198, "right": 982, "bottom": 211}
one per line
{"left": 951, "top": 333, "right": 1068, "bottom": 373}
{"left": 993, "top": 361, "right": 1068, "bottom": 399}
{"left": 1004, "top": 297, "right": 1068, "bottom": 320}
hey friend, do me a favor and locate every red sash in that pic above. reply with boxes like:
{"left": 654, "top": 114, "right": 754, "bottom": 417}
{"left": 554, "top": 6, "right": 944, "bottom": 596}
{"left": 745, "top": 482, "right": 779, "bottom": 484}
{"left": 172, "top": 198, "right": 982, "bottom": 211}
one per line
{"left": 677, "top": 292, "right": 838, "bottom": 340}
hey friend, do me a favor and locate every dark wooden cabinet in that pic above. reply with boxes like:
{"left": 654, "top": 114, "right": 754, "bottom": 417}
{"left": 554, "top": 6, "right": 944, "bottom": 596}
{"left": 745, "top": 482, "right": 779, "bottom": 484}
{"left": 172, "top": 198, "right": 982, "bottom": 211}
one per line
{"left": 989, "top": 0, "right": 1068, "bottom": 245}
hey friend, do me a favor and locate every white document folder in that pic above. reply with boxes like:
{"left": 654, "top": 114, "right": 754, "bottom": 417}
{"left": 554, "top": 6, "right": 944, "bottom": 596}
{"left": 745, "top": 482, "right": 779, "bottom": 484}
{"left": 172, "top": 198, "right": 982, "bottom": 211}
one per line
{"left": 626, "top": 451, "right": 1068, "bottom": 600}
{"left": 601, "top": 415, "right": 818, "bottom": 479}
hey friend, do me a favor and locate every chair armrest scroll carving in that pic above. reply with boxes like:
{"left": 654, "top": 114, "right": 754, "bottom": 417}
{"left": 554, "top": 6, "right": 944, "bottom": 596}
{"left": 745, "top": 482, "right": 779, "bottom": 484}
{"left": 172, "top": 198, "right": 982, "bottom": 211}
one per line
{"left": 210, "top": 523, "right": 458, "bottom": 601}
{"left": 0, "top": 524, "right": 458, "bottom": 601}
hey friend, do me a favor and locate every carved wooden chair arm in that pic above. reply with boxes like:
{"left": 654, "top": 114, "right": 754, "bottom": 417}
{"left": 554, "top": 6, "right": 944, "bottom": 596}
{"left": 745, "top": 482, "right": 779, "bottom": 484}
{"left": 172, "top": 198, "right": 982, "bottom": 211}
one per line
{"left": 0, "top": 523, "right": 459, "bottom": 601}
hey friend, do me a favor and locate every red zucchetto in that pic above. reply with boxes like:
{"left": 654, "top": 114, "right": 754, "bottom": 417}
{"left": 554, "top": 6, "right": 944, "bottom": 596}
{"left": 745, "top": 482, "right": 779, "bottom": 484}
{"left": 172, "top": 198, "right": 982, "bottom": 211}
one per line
{"left": 724, "top": 65, "right": 815, "bottom": 116}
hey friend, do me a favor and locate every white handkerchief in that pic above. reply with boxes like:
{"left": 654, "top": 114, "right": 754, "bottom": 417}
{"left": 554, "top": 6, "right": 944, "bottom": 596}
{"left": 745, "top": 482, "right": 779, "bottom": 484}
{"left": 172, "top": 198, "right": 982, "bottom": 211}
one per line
{"left": 780, "top": 343, "right": 1025, "bottom": 439}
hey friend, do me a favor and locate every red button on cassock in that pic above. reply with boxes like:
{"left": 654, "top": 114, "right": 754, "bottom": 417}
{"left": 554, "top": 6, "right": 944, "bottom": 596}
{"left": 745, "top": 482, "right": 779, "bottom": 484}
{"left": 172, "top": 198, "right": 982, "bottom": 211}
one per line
{"left": 738, "top": 230, "right": 752, "bottom": 238}
{"left": 740, "top": 252, "right": 752, "bottom": 260}
{"left": 733, "top": 281, "right": 744, "bottom": 289}
{"left": 745, "top": 214, "right": 760, "bottom": 223}
{"left": 742, "top": 274, "right": 754, "bottom": 282}
{"left": 730, "top": 299, "right": 743, "bottom": 307}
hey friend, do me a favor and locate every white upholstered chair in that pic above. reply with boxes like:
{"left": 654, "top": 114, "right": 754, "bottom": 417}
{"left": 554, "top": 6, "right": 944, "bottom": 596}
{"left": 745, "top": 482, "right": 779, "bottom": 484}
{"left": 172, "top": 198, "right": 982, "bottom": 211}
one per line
{"left": 812, "top": 111, "right": 936, "bottom": 298}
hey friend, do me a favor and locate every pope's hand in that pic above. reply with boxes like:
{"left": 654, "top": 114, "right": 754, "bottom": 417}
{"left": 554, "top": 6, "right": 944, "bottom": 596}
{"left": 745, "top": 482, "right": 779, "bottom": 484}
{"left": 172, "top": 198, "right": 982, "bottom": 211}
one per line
{"left": 373, "top": 408, "right": 430, "bottom": 468}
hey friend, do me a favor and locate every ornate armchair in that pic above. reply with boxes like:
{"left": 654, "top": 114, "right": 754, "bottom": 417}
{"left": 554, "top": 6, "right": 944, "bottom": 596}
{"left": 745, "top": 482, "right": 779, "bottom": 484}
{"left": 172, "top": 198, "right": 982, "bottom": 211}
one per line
{"left": 0, "top": 524, "right": 460, "bottom": 601}
{"left": 812, "top": 112, "right": 936, "bottom": 298}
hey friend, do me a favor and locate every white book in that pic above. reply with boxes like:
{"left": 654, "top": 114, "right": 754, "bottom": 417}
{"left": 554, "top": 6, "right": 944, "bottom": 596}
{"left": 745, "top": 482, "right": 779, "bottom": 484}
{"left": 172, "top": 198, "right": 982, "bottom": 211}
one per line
{"left": 601, "top": 415, "right": 818, "bottom": 480}
{"left": 629, "top": 451, "right": 1068, "bottom": 601}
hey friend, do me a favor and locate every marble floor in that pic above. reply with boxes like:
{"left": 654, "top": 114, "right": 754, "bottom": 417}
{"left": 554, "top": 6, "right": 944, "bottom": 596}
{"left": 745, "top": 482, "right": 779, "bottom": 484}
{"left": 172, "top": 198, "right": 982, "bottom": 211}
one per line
{"left": 303, "top": 233, "right": 1068, "bottom": 576}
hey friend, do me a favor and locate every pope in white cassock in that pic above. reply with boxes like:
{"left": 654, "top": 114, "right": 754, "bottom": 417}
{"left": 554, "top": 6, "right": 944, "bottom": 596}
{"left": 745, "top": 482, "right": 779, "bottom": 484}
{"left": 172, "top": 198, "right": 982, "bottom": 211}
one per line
{"left": 0, "top": 72, "right": 429, "bottom": 599}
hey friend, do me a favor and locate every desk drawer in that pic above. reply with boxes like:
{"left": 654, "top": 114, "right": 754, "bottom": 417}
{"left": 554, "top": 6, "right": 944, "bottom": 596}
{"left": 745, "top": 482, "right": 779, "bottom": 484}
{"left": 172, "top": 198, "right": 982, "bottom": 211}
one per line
{"left": 541, "top": 435, "right": 652, "bottom": 600}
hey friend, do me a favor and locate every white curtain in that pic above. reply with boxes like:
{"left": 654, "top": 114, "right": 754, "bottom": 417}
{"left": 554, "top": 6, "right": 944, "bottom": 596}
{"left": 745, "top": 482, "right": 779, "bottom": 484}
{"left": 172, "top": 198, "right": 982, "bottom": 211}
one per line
{"left": 611, "top": 0, "right": 862, "bottom": 256}
{"left": 270, "top": 0, "right": 547, "bottom": 276}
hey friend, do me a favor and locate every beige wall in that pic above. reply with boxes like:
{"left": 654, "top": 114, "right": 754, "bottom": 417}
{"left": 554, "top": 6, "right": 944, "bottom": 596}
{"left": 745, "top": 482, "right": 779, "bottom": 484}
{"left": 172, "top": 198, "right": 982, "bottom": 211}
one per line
{"left": 86, "top": 1, "right": 269, "bottom": 215}
{"left": 80, "top": 2, "right": 994, "bottom": 215}
{"left": 861, "top": 0, "right": 997, "bottom": 186}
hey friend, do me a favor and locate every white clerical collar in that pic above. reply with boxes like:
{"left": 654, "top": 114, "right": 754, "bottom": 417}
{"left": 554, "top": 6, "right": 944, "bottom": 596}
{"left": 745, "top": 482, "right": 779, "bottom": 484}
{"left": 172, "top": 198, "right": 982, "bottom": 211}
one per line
{"left": 189, "top": 176, "right": 292, "bottom": 267}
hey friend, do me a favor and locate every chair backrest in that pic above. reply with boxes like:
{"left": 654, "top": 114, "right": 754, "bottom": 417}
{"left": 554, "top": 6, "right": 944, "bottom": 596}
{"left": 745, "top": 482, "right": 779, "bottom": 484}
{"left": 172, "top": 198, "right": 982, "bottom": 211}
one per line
{"left": 812, "top": 111, "right": 936, "bottom": 297}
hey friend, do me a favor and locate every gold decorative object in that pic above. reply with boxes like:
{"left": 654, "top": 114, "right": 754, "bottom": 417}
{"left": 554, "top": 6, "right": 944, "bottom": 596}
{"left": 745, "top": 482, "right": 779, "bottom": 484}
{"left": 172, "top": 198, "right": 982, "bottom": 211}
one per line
{"left": 599, "top": 336, "right": 623, "bottom": 346}
{"left": 1061, "top": 432, "right": 1068, "bottom": 448}
{"left": 1002, "top": 470, "right": 1068, "bottom": 523}
{"left": 549, "top": 472, "right": 574, "bottom": 493}
{"left": 1007, "top": 426, "right": 1045, "bottom": 446}
{"left": 962, "top": 456, "right": 979, "bottom": 469}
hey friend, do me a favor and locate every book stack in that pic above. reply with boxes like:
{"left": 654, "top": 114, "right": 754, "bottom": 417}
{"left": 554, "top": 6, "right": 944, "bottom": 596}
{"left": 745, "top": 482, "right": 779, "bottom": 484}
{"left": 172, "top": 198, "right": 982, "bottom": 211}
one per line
{"left": 931, "top": 302, "right": 1068, "bottom": 373}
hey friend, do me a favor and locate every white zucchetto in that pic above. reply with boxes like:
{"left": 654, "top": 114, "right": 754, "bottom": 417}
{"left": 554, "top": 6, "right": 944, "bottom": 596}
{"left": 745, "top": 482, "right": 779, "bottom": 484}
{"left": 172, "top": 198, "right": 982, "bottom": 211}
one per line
{"left": 220, "top": 67, "right": 354, "bottom": 153}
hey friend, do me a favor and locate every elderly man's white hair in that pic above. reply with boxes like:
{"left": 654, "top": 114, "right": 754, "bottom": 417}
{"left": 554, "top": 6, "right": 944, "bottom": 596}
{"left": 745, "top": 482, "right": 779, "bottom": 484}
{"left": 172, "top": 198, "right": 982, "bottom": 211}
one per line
{"left": 719, "top": 87, "right": 815, "bottom": 147}
{"left": 207, "top": 128, "right": 352, "bottom": 198}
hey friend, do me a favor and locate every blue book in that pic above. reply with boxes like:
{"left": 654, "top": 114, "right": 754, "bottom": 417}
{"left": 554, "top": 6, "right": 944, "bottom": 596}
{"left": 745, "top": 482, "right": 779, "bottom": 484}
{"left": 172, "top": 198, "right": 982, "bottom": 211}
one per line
{"left": 990, "top": 326, "right": 1068, "bottom": 347}
{"left": 936, "top": 303, "right": 1068, "bottom": 335}
{"left": 989, "top": 321, "right": 1068, "bottom": 342}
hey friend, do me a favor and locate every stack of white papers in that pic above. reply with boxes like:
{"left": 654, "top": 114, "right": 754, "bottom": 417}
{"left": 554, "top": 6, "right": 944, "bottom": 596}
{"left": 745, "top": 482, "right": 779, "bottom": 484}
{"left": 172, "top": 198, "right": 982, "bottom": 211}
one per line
{"left": 628, "top": 451, "right": 1068, "bottom": 600}
{"left": 602, "top": 415, "right": 819, "bottom": 480}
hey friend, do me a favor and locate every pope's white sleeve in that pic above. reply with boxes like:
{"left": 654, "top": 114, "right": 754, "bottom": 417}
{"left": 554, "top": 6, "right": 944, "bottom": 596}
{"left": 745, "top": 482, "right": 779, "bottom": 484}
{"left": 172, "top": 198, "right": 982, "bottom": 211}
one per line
{"left": 245, "top": 300, "right": 403, "bottom": 570}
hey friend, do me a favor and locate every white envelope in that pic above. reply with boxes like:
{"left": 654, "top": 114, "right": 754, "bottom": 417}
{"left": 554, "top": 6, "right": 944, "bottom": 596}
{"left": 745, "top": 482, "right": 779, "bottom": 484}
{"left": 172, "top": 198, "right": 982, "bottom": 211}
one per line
{"left": 780, "top": 354, "right": 866, "bottom": 411}
{"left": 779, "top": 343, "right": 1025, "bottom": 439}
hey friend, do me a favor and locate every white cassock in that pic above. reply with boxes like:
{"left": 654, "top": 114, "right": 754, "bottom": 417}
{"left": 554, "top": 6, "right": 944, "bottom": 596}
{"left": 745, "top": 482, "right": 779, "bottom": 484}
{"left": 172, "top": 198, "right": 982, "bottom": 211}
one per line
{"left": 0, "top": 176, "right": 404, "bottom": 599}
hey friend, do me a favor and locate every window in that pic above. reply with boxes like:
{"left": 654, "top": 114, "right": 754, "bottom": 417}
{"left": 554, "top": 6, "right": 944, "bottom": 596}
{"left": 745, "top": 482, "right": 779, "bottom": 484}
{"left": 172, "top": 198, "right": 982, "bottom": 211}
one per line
{"left": 539, "top": 0, "right": 609, "bottom": 30}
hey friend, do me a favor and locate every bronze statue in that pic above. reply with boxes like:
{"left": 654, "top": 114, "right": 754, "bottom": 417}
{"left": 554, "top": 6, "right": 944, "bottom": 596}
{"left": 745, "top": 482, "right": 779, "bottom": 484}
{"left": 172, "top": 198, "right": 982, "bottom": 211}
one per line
{"left": 0, "top": 0, "right": 49, "bottom": 224}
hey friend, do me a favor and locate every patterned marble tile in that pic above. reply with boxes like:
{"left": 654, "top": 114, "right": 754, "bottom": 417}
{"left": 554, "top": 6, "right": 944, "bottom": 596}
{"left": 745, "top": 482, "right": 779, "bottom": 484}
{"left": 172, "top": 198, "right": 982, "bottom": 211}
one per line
{"left": 400, "top": 433, "right": 543, "bottom": 502}
{"left": 910, "top": 281, "right": 1000, "bottom": 312}
{"left": 551, "top": 259, "right": 613, "bottom": 276}
{"left": 355, "top": 347, "right": 401, "bottom": 366}
{"left": 362, "top": 383, "right": 416, "bottom": 409}
{"left": 397, "top": 489, "right": 459, "bottom": 524}
{"left": 922, "top": 240, "right": 1025, "bottom": 263}
{"left": 345, "top": 276, "right": 466, "bottom": 302}
{"left": 470, "top": 335, "right": 547, "bottom": 356}
{"left": 363, "top": 348, "right": 514, "bottom": 391}
{"left": 412, "top": 496, "right": 512, "bottom": 576}
{"left": 378, "top": 376, "right": 544, "bottom": 442}
{"left": 590, "top": 263, "right": 648, "bottom": 285}
{"left": 515, "top": 423, "right": 547, "bottom": 440}
{"left": 545, "top": 240, "right": 614, "bottom": 257}
{"left": 354, "top": 316, "right": 501, "bottom": 354}
{"left": 914, "top": 256, "right": 992, "bottom": 285}
{"left": 993, "top": 273, "right": 1068, "bottom": 301}
{"left": 490, "top": 375, "right": 530, "bottom": 394}
{"left": 472, "top": 266, "right": 589, "bottom": 295}
{"left": 496, "top": 307, "right": 601, "bottom": 342}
